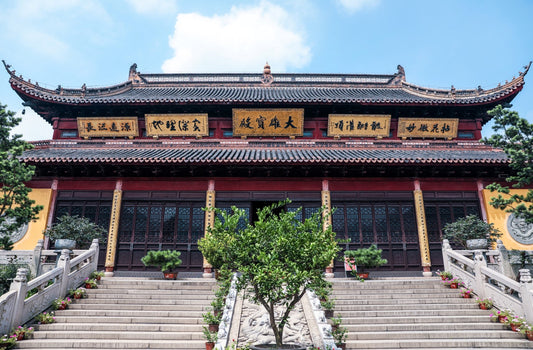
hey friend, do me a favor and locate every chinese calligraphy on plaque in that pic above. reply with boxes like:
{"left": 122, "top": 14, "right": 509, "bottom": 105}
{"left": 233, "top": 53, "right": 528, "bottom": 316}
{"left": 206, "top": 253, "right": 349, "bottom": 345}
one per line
{"left": 328, "top": 115, "right": 391, "bottom": 137}
{"left": 77, "top": 117, "right": 138, "bottom": 138}
{"left": 397, "top": 118, "right": 459, "bottom": 139}
{"left": 232, "top": 109, "right": 304, "bottom": 136}
{"left": 145, "top": 114, "right": 208, "bottom": 137}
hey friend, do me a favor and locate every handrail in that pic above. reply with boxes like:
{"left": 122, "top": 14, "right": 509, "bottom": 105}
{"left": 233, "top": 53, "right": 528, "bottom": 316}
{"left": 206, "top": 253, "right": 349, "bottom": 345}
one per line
{"left": 0, "top": 239, "right": 99, "bottom": 334}
{"left": 442, "top": 239, "right": 533, "bottom": 323}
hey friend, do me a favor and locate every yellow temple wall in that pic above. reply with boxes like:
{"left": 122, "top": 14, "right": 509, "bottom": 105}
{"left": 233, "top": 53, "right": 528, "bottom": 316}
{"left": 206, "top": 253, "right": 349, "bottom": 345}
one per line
{"left": 12, "top": 188, "right": 53, "bottom": 250}
{"left": 483, "top": 188, "right": 533, "bottom": 250}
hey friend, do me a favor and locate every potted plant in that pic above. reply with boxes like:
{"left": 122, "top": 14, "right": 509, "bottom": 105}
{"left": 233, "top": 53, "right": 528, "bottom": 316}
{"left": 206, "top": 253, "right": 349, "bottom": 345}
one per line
{"left": 36, "top": 311, "right": 55, "bottom": 324}
{"left": 202, "top": 326, "right": 217, "bottom": 350}
{"left": 0, "top": 334, "right": 17, "bottom": 350}
{"left": 506, "top": 315, "right": 526, "bottom": 332}
{"left": 345, "top": 245, "right": 387, "bottom": 279}
{"left": 84, "top": 278, "right": 98, "bottom": 289}
{"left": 201, "top": 201, "right": 339, "bottom": 349}
{"left": 141, "top": 250, "right": 182, "bottom": 279}
{"left": 69, "top": 288, "right": 87, "bottom": 299}
{"left": 11, "top": 326, "right": 33, "bottom": 341}
{"left": 519, "top": 323, "right": 533, "bottom": 341}
{"left": 203, "top": 310, "right": 221, "bottom": 332}
{"left": 52, "top": 297, "right": 72, "bottom": 310}
{"left": 330, "top": 316, "right": 342, "bottom": 333}
{"left": 475, "top": 297, "right": 494, "bottom": 310}
{"left": 460, "top": 287, "right": 472, "bottom": 298}
{"left": 90, "top": 270, "right": 104, "bottom": 281}
{"left": 437, "top": 270, "right": 453, "bottom": 280}
{"left": 43, "top": 215, "right": 107, "bottom": 249}
{"left": 320, "top": 297, "right": 335, "bottom": 318}
{"left": 331, "top": 324, "right": 348, "bottom": 350}
{"left": 442, "top": 215, "right": 502, "bottom": 250}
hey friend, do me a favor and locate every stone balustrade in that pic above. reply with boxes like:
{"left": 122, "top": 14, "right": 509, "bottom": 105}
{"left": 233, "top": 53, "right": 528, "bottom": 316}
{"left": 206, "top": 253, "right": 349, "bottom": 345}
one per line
{"left": 0, "top": 239, "right": 99, "bottom": 334}
{"left": 442, "top": 239, "right": 533, "bottom": 323}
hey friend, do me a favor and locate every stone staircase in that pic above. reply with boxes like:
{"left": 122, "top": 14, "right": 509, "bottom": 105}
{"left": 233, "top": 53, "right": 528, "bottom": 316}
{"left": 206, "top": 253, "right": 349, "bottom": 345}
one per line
{"left": 332, "top": 278, "right": 533, "bottom": 349}
{"left": 17, "top": 277, "right": 217, "bottom": 349}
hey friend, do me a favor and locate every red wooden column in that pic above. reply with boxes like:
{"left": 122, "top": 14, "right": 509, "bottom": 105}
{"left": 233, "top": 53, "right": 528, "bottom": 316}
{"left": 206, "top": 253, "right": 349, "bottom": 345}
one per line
{"left": 203, "top": 180, "right": 216, "bottom": 278}
{"left": 477, "top": 180, "right": 488, "bottom": 222}
{"left": 104, "top": 179, "right": 123, "bottom": 276}
{"left": 413, "top": 180, "right": 432, "bottom": 277}
{"left": 322, "top": 180, "right": 335, "bottom": 278}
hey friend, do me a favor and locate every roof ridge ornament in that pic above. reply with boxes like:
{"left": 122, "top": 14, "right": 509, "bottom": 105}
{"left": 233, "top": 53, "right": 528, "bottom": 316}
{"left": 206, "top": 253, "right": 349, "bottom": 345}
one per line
{"left": 519, "top": 61, "right": 532, "bottom": 77}
{"left": 390, "top": 64, "right": 405, "bottom": 86}
{"left": 261, "top": 62, "right": 274, "bottom": 86}
{"left": 128, "top": 63, "right": 142, "bottom": 84}
{"left": 2, "top": 60, "right": 15, "bottom": 76}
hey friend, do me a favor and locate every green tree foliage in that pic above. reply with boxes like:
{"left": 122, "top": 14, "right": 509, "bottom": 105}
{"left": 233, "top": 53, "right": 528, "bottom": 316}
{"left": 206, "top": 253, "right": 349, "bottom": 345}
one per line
{"left": 201, "top": 200, "right": 340, "bottom": 347}
{"left": 0, "top": 102, "right": 42, "bottom": 246}
{"left": 483, "top": 105, "right": 533, "bottom": 223}
{"left": 442, "top": 214, "right": 502, "bottom": 249}
{"left": 43, "top": 215, "right": 107, "bottom": 249}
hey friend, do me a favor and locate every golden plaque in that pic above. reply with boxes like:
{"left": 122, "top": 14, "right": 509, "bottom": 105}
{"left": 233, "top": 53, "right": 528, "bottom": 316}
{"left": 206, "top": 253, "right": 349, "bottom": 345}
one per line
{"left": 77, "top": 117, "right": 138, "bottom": 138}
{"left": 233, "top": 109, "right": 304, "bottom": 137}
{"left": 328, "top": 115, "right": 391, "bottom": 137}
{"left": 145, "top": 114, "right": 208, "bottom": 137}
{"left": 397, "top": 118, "right": 459, "bottom": 139}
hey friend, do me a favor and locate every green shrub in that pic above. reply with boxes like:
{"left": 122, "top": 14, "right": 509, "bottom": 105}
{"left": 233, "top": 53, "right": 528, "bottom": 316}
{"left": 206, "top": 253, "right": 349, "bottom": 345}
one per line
{"left": 141, "top": 250, "right": 182, "bottom": 272}
{"left": 442, "top": 215, "right": 502, "bottom": 249}
{"left": 43, "top": 215, "right": 107, "bottom": 249}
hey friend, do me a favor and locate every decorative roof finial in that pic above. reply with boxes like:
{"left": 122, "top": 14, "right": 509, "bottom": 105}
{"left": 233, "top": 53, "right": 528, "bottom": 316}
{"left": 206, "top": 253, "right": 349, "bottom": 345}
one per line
{"left": 261, "top": 61, "right": 274, "bottom": 85}
{"left": 397, "top": 65, "right": 405, "bottom": 77}
{"left": 519, "top": 61, "right": 532, "bottom": 77}
{"left": 263, "top": 62, "right": 271, "bottom": 75}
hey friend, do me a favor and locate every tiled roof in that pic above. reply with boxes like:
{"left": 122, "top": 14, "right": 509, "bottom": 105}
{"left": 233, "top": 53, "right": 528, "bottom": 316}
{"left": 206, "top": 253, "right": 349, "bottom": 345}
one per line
{"left": 22, "top": 139, "right": 508, "bottom": 166}
{"left": 5, "top": 61, "right": 530, "bottom": 107}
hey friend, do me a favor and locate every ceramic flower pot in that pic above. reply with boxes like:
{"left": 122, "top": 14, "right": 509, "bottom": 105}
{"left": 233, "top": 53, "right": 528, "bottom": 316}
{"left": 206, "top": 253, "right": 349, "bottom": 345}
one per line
{"left": 54, "top": 239, "right": 76, "bottom": 250}
{"left": 466, "top": 238, "right": 488, "bottom": 250}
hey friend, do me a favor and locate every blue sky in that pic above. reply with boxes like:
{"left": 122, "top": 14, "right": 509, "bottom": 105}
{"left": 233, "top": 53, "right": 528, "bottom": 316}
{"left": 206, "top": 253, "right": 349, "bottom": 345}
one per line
{"left": 1, "top": 0, "right": 532, "bottom": 140}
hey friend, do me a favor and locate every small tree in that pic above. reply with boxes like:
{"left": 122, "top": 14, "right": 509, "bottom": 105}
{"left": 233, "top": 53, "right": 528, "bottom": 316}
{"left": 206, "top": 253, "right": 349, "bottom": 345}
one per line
{"left": 43, "top": 215, "right": 107, "bottom": 249}
{"left": 483, "top": 105, "right": 533, "bottom": 223}
{"left": 203, "top": 200, "right": 340, "bottom": 348}
{"left": 0, "top": 102, "right": 42, "bottom": 245}
{"left": 442, "top": 215, "right": 502, "bottom": 249}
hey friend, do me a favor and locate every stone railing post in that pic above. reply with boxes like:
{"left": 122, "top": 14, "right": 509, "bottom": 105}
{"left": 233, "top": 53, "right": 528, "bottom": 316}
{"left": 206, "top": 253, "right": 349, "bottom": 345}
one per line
{"left": 9, "top": 268, "right": 29, "bottom": 331}
{"left": 442, "top": 239, "right": 451, "bottom": 272}
{"left": 90, "top": 239, "right": 99, "bottom": 271}
{"left": 32, "top": 239, "right": 44, "bottom": 277}
{"left": 473, "top": 250, "right": 487, "bottom": 299}
{"left": 495, "top": 239, "right": 515, "bottom": 279}
{"left": 519, "top": 269, "right": 533, "bottom": 323}
{"left": 56, "top": 249, "right": 71, "bottom": 297}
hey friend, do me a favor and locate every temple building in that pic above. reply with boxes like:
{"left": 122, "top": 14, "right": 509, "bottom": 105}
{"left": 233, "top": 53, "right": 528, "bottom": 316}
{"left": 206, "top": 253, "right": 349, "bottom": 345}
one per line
{"left": 4, "top": 60, "right": 533, "bottom": 276}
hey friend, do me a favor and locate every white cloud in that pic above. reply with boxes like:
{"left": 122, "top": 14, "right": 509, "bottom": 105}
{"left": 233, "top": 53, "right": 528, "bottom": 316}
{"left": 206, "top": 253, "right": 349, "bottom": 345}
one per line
{"left": 126, "top": 0, "right": 178, "bottom": 15}
{"left": 10, "top": 110, "right": 54, "bottom": 142}
{"left": 337, "top": 0, "right": 380, "bottom": 13}
{"left": 162, "top": 1, "right": 311, "bottom": 73}
{"left": 0, "top": 0, "right": 113, "bottom": 61}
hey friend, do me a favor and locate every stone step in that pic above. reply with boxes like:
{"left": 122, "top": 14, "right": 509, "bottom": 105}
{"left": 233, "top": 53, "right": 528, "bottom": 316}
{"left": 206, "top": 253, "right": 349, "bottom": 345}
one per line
{"left": 335, "top": 297, "right": 473, "bottom": 305}
{"left": 86, "top": 288, "right": 214, "bottom": 296}
{"left": 342, "top": 322, "right": 507, "bottom": 332}
{"left": 37, "top": 322, "right": 203, "bottom": 332}
{"left": 77, "top": 298, "right": 211, "bottom": 305}
{"left": 344, "top": 339, "right": 533, "bottom": 349}
{"left": 85, "top": 292, "right": 213, "bottom": 300}
{"left": 15, "top": 339, "right": 206, "bottom": 349}
{"left": 32, "top": 330, "right": 204, "bottom": 340}
{"left": 67, "top": 303, "right": 209, "bottom": 311}
{"left": 53, "top": 309, "right": 204, "bottom": 317}
{"left": 335, "top": 309, "right": 484, "bottom": 318}
{"left": 331, "top": 292, "right": 465, "bottom": 300}
{"left": 331, "top": 288, "right": 463, "bottom": 295}
{"left": 53, "top": 315, "right": 203, "bottom": 324}
{"left": 346, "top": 330, "right": 524, "bottom": 341}
{"left": 335, "top": 303, "right": 479, "bottom": 312}
{"left": 337, "top": 315, "right": 491, "bottom": 325}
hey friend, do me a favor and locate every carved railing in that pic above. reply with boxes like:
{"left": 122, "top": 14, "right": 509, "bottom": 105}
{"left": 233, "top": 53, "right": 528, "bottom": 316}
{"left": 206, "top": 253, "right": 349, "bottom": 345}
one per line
{"left": 0, "top": 239, "right": 99, "bottom": 334}
{"left": 215, "top": 273, "right": 238, "bottom": 350}
{"left": 442, "top": 239, "right": 533, "bottom": 323}
{"left": 306, "top": 289, "right": 338, "bottom": 350}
